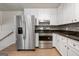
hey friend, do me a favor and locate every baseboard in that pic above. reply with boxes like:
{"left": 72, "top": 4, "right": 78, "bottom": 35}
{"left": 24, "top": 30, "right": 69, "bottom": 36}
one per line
{"left": 55, "top": 47, "right": 62, "bottom": 56}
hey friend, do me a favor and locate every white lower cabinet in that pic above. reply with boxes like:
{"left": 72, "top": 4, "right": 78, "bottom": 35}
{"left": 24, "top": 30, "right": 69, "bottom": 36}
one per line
{"left": 67, "top": 46, "right": 79, "bottom": 56}
{"left": 55, "top": 34, "right": 60, "bottom": 49}
{"left": 53, "top": 33, "right": 57, "bottom": 47}
{"left": 58, "top": 35, "right": 68, "bottom": 56}
{"left": 53, "top": 33, "right": 79, "bottom": 56}
{"left": 35, "top": 33, "right": 39, "bottom": 47}
{"left": 53, "top": 33, "right": 67, "bottom": 56}
{"left": 68, "top": 38, "right": 79, "bottom": 56}
{"left": 68, "top": 38, "right": 79, "bottom": 51}
{"left": 61, "top": 43, "right": 67, "bottom": 56}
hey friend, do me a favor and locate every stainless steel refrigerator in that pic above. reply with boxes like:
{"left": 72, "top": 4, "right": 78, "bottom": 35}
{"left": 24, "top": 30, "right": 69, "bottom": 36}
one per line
{"left": 16, "top": 15, "right": 35, "bottom": 51}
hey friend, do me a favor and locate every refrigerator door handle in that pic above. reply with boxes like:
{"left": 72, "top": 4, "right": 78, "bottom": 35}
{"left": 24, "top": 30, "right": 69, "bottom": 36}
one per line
{"left": 23, "top": 17, "right": 26, "bottom": 40}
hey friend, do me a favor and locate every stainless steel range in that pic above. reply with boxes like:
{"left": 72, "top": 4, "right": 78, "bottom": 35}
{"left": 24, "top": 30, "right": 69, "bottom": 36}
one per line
{"left": 38, "top": 20, "right": 53, "bottom": 48}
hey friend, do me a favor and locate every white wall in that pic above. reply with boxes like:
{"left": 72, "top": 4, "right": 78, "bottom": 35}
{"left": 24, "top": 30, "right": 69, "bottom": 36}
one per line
{"left": 1, "top": 11, "right": 23, "bottom": 32}
{"left": 0, "top": 11, "right": 2, "bottom": 33}
{"left": 0, "top": 11, "right": 23, "bottom": 50}
{"left": 24, "top": 8, "right": 57, "bottom": 25}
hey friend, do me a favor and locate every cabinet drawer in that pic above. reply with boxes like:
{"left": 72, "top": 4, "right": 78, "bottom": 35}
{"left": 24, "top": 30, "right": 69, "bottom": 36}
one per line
{"left": 39, "top": 41, "right": 52, "bottom": 44}
{"left": 39, "top": 43, "right": 52, "bottom": 48}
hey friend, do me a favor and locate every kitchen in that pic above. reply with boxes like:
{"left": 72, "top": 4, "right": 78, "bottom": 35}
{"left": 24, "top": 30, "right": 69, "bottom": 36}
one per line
{"left": 0, "top": 3, "right": 79, "bottom": 56}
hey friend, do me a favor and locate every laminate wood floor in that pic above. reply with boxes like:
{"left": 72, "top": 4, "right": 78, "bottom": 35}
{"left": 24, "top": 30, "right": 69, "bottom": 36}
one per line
{"left": 0, "top": 44, "right": 61, "bottom": 56}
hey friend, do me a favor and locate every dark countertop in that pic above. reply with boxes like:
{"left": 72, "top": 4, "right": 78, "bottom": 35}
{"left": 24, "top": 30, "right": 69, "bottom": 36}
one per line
{"left": 35, "top": 30, "right": 79, "bottom": 41}
{"left": 54, "top": 31, "right": 79, "bottom": 41}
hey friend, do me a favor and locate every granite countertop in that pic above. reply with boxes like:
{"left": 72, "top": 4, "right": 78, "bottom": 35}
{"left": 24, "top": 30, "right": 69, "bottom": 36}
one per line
{"left": 35, "top": 29, "right": 79, "bottom": 41}
{"left": 55, "top": 32, "right": 79, "bottom": 41}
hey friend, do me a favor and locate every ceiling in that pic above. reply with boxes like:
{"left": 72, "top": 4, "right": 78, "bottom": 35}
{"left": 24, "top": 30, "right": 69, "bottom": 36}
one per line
{"left": 0, "top": 3, "right": 60, "bottom": 11}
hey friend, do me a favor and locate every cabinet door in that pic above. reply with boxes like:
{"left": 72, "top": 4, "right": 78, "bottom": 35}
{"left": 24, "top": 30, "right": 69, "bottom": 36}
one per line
{"left": 57, "top": 4, "right": 64, "bottom": 25}
{"left": 57, "top": 35, "right": 62, "bottom": 51}
{"left": 55, "top": 34, "right": 64, "bottom": 54}
{"left": 56, "top": 35, "right": 64, "bottom": 55}
{"left": 53, "top": 34, "right": 60, "bottom": 48}
{"left": 75, "top": 3, "right": 79, "bottom": 22}
{"left": 63, "top": 3, "right": 68, "bottom": 24}
{"left": 63, "top": 3, "right": 75, "bottom": 24}
{"left": 35, "top": 33, "right": 39, "bottom": 47}
{"left": 60, "top": 41, "right": 67, "bottom": 56}
{"left": 68, "top": 38, "right": 79, "bottom": 56}
{"left": 55, "top": 34, "right": 60, "bottom": 49}
{"left": 68, "top": 38, "right": 79, "bottom": 52}
{"left": 53, "top": 33, "right": 57, "bottom": 47}
{"left": 53, "top": 34, "right": 68, "bottom": 56}
{"left": 57, "top": 35, "right": 68, "bottom": 56}
{"left": 68, "top": 46, "right": 79, "bottom": 56}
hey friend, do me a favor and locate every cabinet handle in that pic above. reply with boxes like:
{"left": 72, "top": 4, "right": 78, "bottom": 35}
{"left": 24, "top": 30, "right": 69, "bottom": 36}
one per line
{"left": 73, "top": 44, "right": 76, "bottom": 46}
{"left": 48, "top": 37, "right": 49, "bottom": 39}
{"left": 67, "top": 47, "right": 69, "bottom": 50}
{"left": 74, "top": 19, "right": 77, "bottom": 21}
{"left": 65, "top": 45, "right": 66, "bottom": 47}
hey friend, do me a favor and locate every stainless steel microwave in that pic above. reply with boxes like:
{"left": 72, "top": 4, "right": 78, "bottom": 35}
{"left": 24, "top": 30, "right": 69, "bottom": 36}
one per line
{"left": 39, "top": 20, "right": 50, "bottom": 25}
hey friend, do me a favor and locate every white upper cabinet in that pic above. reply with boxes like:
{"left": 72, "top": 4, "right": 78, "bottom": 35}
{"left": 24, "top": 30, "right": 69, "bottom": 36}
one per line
{"left": 63, "top": 4, "right": 74, "bottom": 24}
{"left": 64, "top": 3, "right": 79, "bottom": 23}
{"left": 74, "top": 3, "right": 79, "bottom": 22}
{"left": 57, "top": 3, "right": 79, "bottom": 24}
{"left": 57, "top": 4, "right": 64, "bottom": 25}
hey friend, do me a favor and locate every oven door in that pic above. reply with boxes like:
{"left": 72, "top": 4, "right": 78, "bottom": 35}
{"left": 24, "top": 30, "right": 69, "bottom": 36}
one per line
{"left": 39, "top": 36, "right": 52, "bottom": 48}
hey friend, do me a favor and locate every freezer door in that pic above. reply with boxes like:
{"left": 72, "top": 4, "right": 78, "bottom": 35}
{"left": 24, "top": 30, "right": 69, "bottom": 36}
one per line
{"left": 16, "top": 15, "right": 24, "bottom": 50}
{"left": 16, "top": 34, "right": 24, "bottom": 50}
